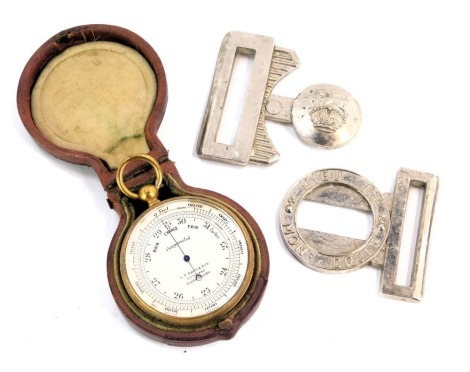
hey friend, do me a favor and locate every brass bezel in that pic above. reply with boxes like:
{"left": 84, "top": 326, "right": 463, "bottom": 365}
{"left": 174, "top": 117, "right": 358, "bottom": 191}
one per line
{"left": 119, "top": 195, "right": 255, "bottom": 326}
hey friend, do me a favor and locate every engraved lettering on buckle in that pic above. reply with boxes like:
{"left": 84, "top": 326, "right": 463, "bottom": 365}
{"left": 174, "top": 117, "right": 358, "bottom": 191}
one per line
{"left": 280, "top": 168, "right": 439, "bottom": 302}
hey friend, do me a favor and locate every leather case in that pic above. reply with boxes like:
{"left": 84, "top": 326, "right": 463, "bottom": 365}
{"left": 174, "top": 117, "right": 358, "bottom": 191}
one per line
{"left": 17, "top": 24, "right": 269, "bottom": 345}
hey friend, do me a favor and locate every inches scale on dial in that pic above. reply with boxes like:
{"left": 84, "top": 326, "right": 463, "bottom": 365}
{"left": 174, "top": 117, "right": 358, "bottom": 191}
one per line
{"left": 121, "top": 196, "right": 254, "bottom": 324}
{"left": 17, "top": 24, "right": 269, "bottom": 346}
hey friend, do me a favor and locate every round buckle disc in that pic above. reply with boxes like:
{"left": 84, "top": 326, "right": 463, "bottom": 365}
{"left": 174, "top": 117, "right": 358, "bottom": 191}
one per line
{"left": 280, "top": 169, "right": 390, "bottom": 273}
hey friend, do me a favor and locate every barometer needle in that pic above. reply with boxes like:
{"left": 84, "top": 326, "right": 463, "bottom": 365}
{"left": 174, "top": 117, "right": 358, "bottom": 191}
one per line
{"left": 163, "top": 220, "right": 202, "bottom": 281}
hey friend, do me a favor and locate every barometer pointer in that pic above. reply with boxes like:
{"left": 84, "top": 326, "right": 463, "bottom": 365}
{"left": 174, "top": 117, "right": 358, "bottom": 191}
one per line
{"left": 162, "top": 219, "right": 203, "bottom": 281}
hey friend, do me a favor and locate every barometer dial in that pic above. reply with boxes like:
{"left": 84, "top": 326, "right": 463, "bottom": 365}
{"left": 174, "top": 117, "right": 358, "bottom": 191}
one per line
{"left": 121, "top": 196, "right": 254, "bottom": 324}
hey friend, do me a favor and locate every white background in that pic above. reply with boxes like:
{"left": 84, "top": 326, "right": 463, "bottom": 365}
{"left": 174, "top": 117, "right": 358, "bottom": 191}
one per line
{"left": 2, "top": 1, "right": 468, "bottom": 371}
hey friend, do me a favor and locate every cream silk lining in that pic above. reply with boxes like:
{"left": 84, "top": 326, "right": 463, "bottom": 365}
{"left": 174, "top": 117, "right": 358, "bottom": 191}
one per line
{"left": 31, "top": 41, "right": 157, "bottom": 169}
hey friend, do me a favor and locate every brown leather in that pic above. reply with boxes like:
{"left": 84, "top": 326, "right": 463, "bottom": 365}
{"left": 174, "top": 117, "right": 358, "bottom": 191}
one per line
{"left": 17, "top": 24, "right": 269, "bottom": 345}
{"left": 18, "top": 24, "right": 169, "bottom": 187}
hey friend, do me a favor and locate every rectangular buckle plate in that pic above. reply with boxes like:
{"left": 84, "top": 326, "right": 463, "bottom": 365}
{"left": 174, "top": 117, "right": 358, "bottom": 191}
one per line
{"left": 380, "top": 168, "right": 439, "bottom": 301}
{"left": 197, "top": 31, "right": 299, "bottom": 166}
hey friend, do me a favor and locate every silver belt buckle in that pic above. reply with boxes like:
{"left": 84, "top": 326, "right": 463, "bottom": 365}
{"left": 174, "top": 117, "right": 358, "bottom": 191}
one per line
{"left": 280, "top": 168, "right": 439, "bottom": 302}
{"left": 197, "top": 31, "right": 361, "bottom": 166}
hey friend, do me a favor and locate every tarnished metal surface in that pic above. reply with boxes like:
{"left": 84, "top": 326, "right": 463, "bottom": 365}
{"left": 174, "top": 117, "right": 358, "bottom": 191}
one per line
{"left": 380, "top": 168, "right": 439, "bottom": 302}
{"left": 290, "top": 84, "right": 361, "bottom": 149}
{"left": 197, "top": 31, "right": 360, "bottom": 166}
{"left": 197, "top": 31, "right": 298, "bottom": 166}
{"left": 280, "top": 168, "right": 439, "bottom": 301}
{"left": 267, "top": 84, "right": 362, "bottom": 149}
{"left": 280, "top": 169, "right": 390, "bottom": 273}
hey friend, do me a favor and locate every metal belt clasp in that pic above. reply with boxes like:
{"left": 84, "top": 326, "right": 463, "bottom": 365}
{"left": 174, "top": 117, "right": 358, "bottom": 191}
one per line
{"left": 197, "top": 31, "right": 361, "bottom": 166}
{"left": 280, "top": 168, "right": 439, "bottom": 302}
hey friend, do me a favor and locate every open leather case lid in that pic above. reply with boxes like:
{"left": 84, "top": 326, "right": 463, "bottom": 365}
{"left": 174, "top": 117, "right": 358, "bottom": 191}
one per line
{"left": 17, "top": 24, "right": 269, "bottom": 345}
{"left": 17, "top": 24, "right": 169, "bottom": 189}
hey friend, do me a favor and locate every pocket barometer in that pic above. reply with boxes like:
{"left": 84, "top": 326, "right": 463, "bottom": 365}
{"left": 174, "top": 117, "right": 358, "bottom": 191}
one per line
{"left": 17, "top": 24, "right": 269, "bottom": 345}
{"left": 117, "top": 154, "right": 256, "bottom": 328}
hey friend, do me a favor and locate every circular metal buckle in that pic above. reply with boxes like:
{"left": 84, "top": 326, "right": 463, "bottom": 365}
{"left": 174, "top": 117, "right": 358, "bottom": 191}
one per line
{"left": 280, "top": 169, "right": 390, "bottom": 273}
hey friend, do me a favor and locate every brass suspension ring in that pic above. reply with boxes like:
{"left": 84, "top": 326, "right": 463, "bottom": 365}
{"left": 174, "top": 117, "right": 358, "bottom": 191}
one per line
{"left": 116, "top": 154, "right": 163, "bottom": 199}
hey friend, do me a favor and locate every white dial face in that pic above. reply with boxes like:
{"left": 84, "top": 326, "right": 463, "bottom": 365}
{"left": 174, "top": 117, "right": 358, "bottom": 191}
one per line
{"left": 121, "top": 197, "right": 252, "bottom": 323}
